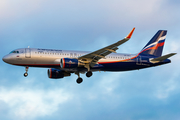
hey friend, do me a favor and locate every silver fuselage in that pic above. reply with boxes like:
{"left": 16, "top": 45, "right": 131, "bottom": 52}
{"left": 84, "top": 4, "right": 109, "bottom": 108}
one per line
{"left": 3, "top": 48, "right": 136, "bottom": 70}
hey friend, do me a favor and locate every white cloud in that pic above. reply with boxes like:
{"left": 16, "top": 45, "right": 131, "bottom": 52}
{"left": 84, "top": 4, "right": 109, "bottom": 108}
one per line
{"left": 0, "top": 0, "right": 43, "bottom": 20}
{"left": 0, "top": 0, "right": 177, "bottom": 29}
{"left": 0, "top": 87, "right": 72, "bottom": 120}
{"left": 0, "top": 72, "right": 126, "bottom": 119}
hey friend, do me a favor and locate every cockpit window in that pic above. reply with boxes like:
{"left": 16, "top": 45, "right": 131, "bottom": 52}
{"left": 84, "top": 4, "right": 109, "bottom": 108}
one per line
{"left": 10, "top": 50, "right": 19, "bottom": 54}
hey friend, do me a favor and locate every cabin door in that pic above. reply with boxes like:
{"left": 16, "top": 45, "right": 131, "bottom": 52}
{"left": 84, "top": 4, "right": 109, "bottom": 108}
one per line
{"left": 25, "top": 48, "right": 31, "bottom": 58}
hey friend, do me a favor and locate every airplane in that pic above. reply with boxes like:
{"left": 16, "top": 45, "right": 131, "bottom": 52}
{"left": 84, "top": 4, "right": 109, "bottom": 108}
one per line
{"left": 2, "top": 28, "right": 177, "bottom": 84}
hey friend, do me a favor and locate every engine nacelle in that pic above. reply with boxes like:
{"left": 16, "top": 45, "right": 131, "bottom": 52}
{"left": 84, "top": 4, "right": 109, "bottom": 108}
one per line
{"left": 60, "top": 58, "right": 79, "bottom": 68}
{"left": 48, "top": 68, "right": 70, "bottom": 79}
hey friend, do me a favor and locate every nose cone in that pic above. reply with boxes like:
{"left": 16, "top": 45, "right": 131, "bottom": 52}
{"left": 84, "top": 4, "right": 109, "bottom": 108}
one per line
{"left": 2, "top": 55, "right": 11, "bottom": 63}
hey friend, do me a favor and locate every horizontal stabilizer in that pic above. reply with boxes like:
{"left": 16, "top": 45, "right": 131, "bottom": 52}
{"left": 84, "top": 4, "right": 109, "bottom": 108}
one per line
{"left": 150, "top": 53, "right": 177, "bottom": 63}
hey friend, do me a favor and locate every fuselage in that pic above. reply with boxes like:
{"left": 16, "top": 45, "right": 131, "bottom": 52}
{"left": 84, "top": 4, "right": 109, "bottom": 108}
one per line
{"left": 2, "top": 48, "right": 171, "bottom": 72}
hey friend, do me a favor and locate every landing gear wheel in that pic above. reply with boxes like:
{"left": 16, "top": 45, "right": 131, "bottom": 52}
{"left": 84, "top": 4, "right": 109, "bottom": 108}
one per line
{"left": 86, "top": 71, "right": 93, "bottom": 77}
{"left": 24, "top": 73, "right": 28, "bottom": 77}
{"left": 24, "top": 67, "right": 29, "bottom": 77}
{"left": 76, "top": 77, "right": 83, "bottom": 84}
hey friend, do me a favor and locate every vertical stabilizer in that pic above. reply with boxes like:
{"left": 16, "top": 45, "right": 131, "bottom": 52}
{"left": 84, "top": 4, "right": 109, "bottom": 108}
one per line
{"left": 139, "top": 30, "right": 167, "bottom": 57}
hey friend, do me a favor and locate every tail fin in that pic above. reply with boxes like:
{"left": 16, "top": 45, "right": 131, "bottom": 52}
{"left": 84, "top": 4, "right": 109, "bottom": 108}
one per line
{"left": 139, "top": 30, "right": 167, "bottom": 57}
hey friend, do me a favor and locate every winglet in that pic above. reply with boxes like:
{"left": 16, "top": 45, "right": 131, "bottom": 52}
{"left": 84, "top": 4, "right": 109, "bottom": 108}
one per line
{"left": 126, "top": 27, "right": 135, "bottom": 39}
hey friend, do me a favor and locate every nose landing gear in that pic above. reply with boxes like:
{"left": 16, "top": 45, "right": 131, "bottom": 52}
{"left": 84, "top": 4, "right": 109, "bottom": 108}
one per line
{"left": 24, "top": 67, "right": 29, "bottom": 77}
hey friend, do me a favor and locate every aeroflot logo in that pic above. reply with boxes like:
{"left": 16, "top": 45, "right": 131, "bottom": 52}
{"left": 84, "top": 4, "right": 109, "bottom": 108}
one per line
{"left": 142, "top": 35, "right": 166, "bottom": 51}
{"left": 66, "top": 60, "right": 76, "bottom": 64}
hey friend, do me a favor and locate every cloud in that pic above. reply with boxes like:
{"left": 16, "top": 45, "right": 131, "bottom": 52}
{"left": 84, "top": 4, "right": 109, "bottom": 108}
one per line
{"left": 1, "top": 0, "right": 180, "bottom": 51}
{"left": 0, "top": 0, "right": 43, "bottom": 20}
{"left": 0, "top": 0, "right": 179, "bottom": 29}
{"left": 0, "top": 66, "right": 180, "bottom": 120}
{"left": 0, "top": 72, "right": 126, "bottom": 120}
{"left": 0, "top": 87, "right": 72, "bottom": 120}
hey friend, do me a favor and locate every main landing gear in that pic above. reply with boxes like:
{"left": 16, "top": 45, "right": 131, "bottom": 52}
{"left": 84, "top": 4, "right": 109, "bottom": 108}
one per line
{"left": 86, "top": 71, "right": 93, "bottom": 77}
{"left": 75, "top": 71, "right": 93, "bottom": 84}
{"left": 75, "top": 72, "right": 83, "bottom": 84}
{"left": 24, "top": 67, "right": 29, "bottom": 77}
{"left": 76, "top": 77, "right": 83, "bottom": 84}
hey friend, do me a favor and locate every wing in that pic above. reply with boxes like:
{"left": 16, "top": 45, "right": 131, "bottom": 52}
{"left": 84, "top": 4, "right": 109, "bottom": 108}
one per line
{"left": 78, "top": 28, "right": 135, "bottom": 67}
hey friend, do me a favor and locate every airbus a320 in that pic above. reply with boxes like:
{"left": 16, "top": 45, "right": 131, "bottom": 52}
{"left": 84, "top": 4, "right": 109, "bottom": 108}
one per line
{"left": 2, "top": 28, "right": 176, "bottom": 84}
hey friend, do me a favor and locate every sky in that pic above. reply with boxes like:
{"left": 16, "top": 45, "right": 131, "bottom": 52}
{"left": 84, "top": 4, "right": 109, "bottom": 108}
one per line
{"left": 0, "top": 0, "right": 180, "bottom": 120}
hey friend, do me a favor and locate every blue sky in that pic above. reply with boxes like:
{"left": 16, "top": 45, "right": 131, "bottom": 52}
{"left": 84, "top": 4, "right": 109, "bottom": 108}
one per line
{"left": 0, "top": 0, "right": 180, "bottom": 120}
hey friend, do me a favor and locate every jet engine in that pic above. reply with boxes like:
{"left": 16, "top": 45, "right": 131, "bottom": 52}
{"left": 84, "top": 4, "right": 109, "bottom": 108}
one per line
{"left": 48, "top": 68, "right": 71, "bottom": 79}
{"left": 60, "top": 58, "right": 80, "bottom": 68}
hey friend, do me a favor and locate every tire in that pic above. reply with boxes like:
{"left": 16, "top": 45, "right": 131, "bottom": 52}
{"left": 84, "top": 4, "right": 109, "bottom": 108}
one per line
{"left": 76, "top": 77, "right": 83, "bottom": 84}
{"left": 24, "top": 73, "right": 28, "bottom": 77}
{"left": 86, "top": 71, "right": 93, "bottom": 77}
